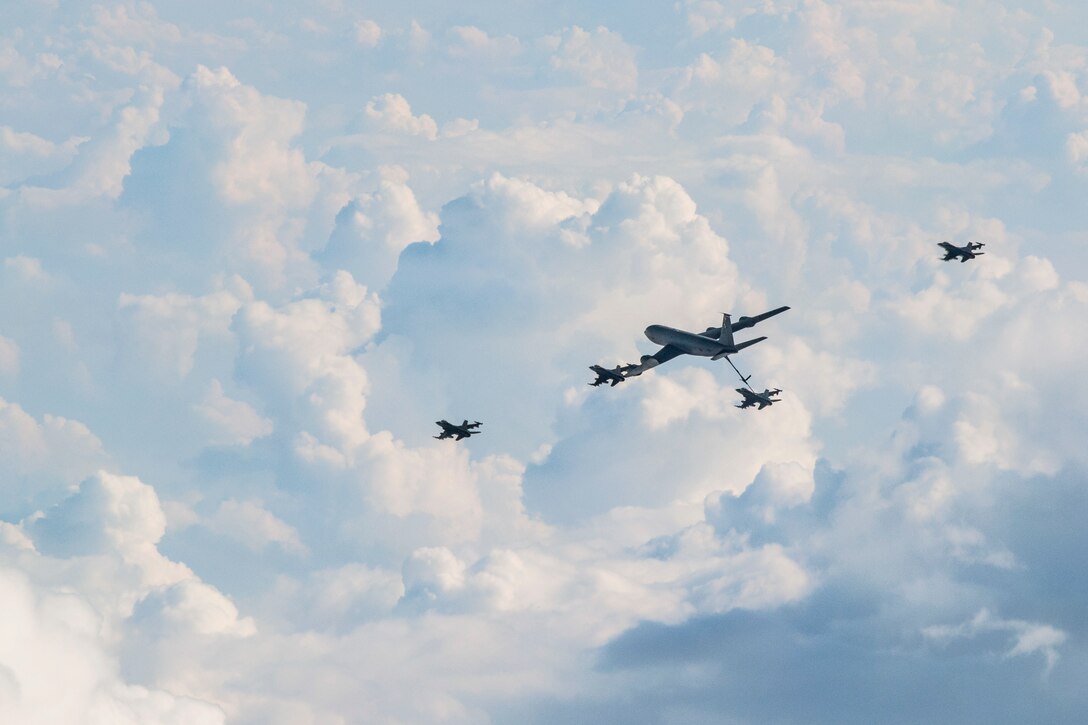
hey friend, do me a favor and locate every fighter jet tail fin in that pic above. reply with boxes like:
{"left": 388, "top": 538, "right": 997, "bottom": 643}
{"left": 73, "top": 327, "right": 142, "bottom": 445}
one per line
{"left": 718, "top": 313, "right": 735, "bottom": 347}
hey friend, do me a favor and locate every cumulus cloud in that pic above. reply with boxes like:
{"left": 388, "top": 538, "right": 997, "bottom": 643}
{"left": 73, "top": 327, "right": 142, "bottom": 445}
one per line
{"left": 354, "top": 19, "right": 382, "bottom": 48}
{"left": 1067, "top": 129, "right": 1088, "bottom": 171}
{"left": 0, "top": 335, "right": 18, "bottom": 377}
{"left": 187, "top": 66, "right": 315, "bottom": 208}
{"left": 0, "top": 567, "right": 226, "bottom": 725}
{"left": 193, "top": 379, "right": 273, "bottom": 446}
{"left": 118, "top": 277, "right": 252, "bottom": 379}
{"left": 0, "top": 469, "right": 258, "bottom": 722}
{"left": 684, "top": 0, "right": 739, "bottom": 36}
{"left": 116, "top": 64, "right": 358, "bottom": 292}
{"left": 2, "top": 255, "right": 51, "bottom": 286}
{"left": 316, "top": 167, "right": 439, "bottom": 289}
{"left": 30, "top": 472, "right": 189, "bottom": 587}
{"left": 266, "top": 562, "right": 404, "bottom": 631}
{"left": 0, "top": 398, "right": 106, "bottom": 511}
{"left": 363, "top": 93, "right": 438, "bottom": 140}
{"left": 4, "top": 2, "right": 1088, "bottom": 722}
{"left": 546, "top": 26, "right": 638, "bottom": 92}
{"left": 18, "top": 81, "right": 175, "bottom": 205}
{"left": 233, "top": 270, "right": 380, "bottom": 458}
{"left": 446, "top": 26, "right": 520, "bottom": 60}
{"left": 206, "top": 499, "right": 305, "bottom": 555}
{"left": 0, "top": 126, "right": 87, "bottom": 185}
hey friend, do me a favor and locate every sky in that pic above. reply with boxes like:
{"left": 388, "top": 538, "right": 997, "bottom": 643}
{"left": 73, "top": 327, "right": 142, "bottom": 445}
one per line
{"left": 2, "top": 1, "right": 1088, "bottom": 722}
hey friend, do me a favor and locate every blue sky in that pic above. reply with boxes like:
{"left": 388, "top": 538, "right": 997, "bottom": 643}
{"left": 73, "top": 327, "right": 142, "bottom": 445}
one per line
{"left": 2, "top": 1, "right": 1088, "bottom": 722}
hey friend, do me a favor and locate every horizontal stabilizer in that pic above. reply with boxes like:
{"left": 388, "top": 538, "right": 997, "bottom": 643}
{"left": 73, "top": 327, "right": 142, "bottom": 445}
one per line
{"left": 733, "top": 336, "right": 766, "bottom": 351}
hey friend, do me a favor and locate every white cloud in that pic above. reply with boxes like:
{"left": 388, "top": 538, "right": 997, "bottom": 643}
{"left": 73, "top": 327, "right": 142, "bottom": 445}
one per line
{"left": 131, "top": 64, "right": 350, "bottom": 291}
{"left": 30, "top": 472, "right": 190, "bottom": 588}
{"left": 0, "top": 399, "right": 106, "bottom": 509}
{"left": 363, "top": 93, "right": 438, "bottom": 140}
{"left": 925, "top": 609, "right": 1067, "bottom": 673}
{"left": 446, "top": 26, "right": 520, "bottom": 60}
{"left": 233, "top": 270, "right": 380, "bottom": 457}
{"left": 4, "top": 3, "right": 1088, "bottom": 722}
{"left": 317, "top": 167, "right": 439, "bottom": 289}
{"left": 1067, "top": 129, "right": 1088, "bottom": 171}
{"left": 19, "top": 82, "right": 176, "bottom": 205}
{"left": 402, "top": 546, "right": 467, "bottom": 600}
{"left": 188, "top": 65, "right": 316, "bottom": 209}
{"left": 684, "top": 0, "right": 738, "bottom": 36}
{"left": 404, "top": 18, "right": 430, "bottom": 52}
{"left": 0, "top": 567, "right": 226, "bottom": 725}
{"left": 354, "top": 19, "right": 382, "bottom": 47}
{"left": 267, "top": 563, "right": 404, "bottom": 630}
{"left": 193, "top": 379, "right": 273, "bottom": 446}
{"left": 0, "top": 335, "right": 18, "bottom": 377}
{"left": 86, "top": 2, "right": 185, "bottom": 48}
{"left": 686, "top": 543, "right": 813, "bottom": 613}
{"left": 0, "top": 469, "right": 257, "bottom": 721}
{"left": 207, "top": 499, "right": 305, "bottom": 554}
{"left": 118, "top": 277, "right": 252, "bottom": 379}
{"left": 3, "top": 255, "right": 51, "bottom": 286}
{"left": 0, "top": 126, "right": 87, "bottom": 185}
{"left": 131, "top": 578, "right": 256, "bottom": 637}
{"left": 547, "top": 26, "right": 638, "bottom": 92}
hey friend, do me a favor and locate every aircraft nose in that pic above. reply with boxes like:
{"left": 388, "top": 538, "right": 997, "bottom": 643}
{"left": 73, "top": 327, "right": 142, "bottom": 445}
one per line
{"left": 645, "top": 325, "right": 666, "bottom": 344}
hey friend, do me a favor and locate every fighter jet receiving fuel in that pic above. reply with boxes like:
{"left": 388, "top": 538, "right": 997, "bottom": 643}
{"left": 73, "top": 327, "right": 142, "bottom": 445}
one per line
{"left": 433, "top": 420, "right": 482, "bottom": 441}
{"left": 938, "top": 241, "right": 985, "bottom": 263}
{"left": 735, "top": 387, "right": 782, "bottom": 410}
{"left": 612, "top": 306, "right": 789, "bottom": 379}
{"left": 588, "top": 365, "right": 627, "bottom": 387}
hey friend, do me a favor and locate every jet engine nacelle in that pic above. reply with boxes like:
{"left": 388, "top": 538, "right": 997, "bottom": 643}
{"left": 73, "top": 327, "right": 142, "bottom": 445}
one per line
{"left": 621, "top": 354, "right": 661, "bottom": 378}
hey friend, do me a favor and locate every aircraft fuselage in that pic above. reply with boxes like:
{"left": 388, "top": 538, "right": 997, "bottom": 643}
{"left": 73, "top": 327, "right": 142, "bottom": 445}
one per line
{"left": 645, "top": 325, "right": 732, "bottom": 356}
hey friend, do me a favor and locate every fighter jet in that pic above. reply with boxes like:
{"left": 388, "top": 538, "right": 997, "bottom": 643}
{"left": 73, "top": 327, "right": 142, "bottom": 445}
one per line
{"left": 735, "top": 387, "right": 782, "bottom": 410}
{"left": 617, "top": 306, "right": 789, "bottom": 378}
{"left": 434, "top": 420, "right": 482, "bottom": 441}
{"left": 938, "top": 241, "right": 985, "bottom": 263}
{"left": 588, "top": 365, "right": 627, "bottom": 387}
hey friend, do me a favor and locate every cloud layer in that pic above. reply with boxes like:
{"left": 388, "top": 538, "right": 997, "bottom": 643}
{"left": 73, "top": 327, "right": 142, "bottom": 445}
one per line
{"left": 2, "top": 1, "right": 1087, "bottom": 722}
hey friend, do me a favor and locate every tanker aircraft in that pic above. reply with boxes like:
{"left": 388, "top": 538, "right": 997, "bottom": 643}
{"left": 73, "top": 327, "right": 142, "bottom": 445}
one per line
{"left": 612, "top": 306, "right": 790, "bottom": 379}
